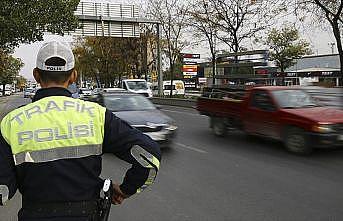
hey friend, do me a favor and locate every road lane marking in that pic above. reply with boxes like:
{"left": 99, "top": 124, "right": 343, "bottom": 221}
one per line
{"left": 175, "top": 142, "right": 208, "bottom": 154}
{"left": 162, "top": 109, "right": 206, "bottom": 117}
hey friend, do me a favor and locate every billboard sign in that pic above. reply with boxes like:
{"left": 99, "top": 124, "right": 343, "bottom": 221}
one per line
{"left": 73, "top": 2, "right": 140, "bottom": 38}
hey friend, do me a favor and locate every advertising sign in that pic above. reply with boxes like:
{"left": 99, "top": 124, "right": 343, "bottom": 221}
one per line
{"left": 183, "top": 72, "right": 198, "bottom": 76}
{"left": 182, "top": 53, "right": 201, "bottom": 89}
{"left": 198, "top": 77, "right": 207, "bottom": 83}
{"left": 182, "top": 53, "right": 201, "bottom": 59}
{"left": 184, "top": 80, "right": 197, "bottom": 89}
{"left": 182, "top": 65, "right": 198, "bottom": 73}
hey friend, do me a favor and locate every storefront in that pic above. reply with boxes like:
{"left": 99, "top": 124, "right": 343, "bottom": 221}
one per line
{"left": 284, "top": 68, "right": 342, "bottom": 87}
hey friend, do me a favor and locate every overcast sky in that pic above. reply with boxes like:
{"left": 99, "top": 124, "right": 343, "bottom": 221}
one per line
{"left": 13, "top": 0, "right": 340, "bottom": 80}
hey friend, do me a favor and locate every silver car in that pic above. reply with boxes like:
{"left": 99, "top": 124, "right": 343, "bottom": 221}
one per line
{"left": 91, "top": 92, "right": 177, "bottom": 147}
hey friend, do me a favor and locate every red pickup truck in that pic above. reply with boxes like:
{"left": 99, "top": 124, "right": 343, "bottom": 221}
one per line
{"left": 196, "top": 86, "right": 343, "bottom": 154}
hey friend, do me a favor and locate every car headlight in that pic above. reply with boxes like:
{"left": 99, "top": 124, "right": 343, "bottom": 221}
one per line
{"left": 165, "top": 124, "right": 178, "bottom": 131}
{"left": 312, "top": 124, "right": 334, "bottom": 133}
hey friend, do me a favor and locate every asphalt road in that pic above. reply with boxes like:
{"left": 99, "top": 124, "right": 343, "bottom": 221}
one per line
{"left": 1, "top": 95, "right": 343, "bottom": 221}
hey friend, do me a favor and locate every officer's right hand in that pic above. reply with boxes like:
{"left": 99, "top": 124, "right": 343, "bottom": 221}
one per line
{"left": 112, "top": 183, "right": 129, "bottom": 205}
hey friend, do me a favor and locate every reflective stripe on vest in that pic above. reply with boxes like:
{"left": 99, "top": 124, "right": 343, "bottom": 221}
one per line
{"left": 0, "top": 96, "right": 106, "bottom": 165}
{"left": 13, "top": 144, "right": 102, "bottom": 165}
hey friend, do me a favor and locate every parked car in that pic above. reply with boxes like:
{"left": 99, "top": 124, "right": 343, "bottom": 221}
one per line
{"left": 88, "top": 91, "right": 177, "bottom": 147}
{"left": 197, "top": 86, "right": 343, "bottom": 154}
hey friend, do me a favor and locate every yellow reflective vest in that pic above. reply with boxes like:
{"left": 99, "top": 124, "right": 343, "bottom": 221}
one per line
{"left": 0, "top": 96, "right": 106, "bottom": 166}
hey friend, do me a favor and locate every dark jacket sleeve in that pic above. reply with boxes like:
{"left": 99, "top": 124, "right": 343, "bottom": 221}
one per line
{"left": 0, "top": 133, "right": 17, "bottom": 205}
{"left": 102, "top": 110, "right": 161, "bottom": 195}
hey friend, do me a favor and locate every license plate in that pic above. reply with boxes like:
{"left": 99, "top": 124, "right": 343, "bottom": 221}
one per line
{"left": 338, "top": 135, "right": 343, "bottom": 141}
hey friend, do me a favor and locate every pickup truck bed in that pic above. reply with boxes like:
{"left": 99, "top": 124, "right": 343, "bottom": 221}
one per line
{"left": 197, "top": 97, "right": 242, "bottom": 118}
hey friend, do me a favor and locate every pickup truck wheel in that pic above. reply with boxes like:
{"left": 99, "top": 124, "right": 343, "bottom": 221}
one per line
{"left": 212, "top": 117, "right": 226, "bottom": 137}
{"left": 284, "top": 127, "right": 312, "bottom": 155}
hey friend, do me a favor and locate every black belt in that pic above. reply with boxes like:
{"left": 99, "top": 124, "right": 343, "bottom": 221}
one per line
{"left": 21, "top": 200, "right": 100, "bottom": 218}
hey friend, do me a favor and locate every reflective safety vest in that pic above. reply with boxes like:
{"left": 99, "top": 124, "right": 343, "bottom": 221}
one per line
{"left": 0, "top": 96, "right": 106, "bottom": 166}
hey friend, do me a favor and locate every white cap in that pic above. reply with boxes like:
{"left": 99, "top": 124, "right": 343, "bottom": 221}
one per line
{"left": 36, "top": 41, "right": 75, "bottom": 72}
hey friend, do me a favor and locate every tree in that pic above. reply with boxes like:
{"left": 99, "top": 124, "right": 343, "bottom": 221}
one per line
{"left": 16, "top": 75, "right": 27, "bottom": 91}
{"left": 188, "top": 0, "right": 219, "bottom": 85}
{"left": 295, "top": 0, "right": 343, "bottom": 85}
{"left": 147, "top": 0, "right": 189, "bottom": 97}
{"left": 263, "top": 26, "right": 311, "bottom": 73}
{"left": 73, "top": 37, "right": 145, "bottom": 87}
{"left": 209, "top": 0, "right": 286, "bottom": 61}
{"left": 0, "top": 0, "right": 80, "bottom": 51}
{"left": 0, "top": 0, "right": 79, "bottom": 88}
{"left": 0, "top": 52, "right": 23, "bottom": 94}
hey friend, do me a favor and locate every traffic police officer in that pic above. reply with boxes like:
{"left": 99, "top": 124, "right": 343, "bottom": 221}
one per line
{"left": 0, "top": 41, "right": 161, "bottom": 220}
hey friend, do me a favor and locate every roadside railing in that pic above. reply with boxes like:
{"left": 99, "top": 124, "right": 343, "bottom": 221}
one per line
{"left": 150, "top": 97, "right": 196, "bottom": 108}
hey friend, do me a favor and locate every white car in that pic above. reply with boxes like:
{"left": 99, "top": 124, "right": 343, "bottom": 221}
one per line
{"left": 79, "top": 88, "right": 92, "bottom": 95}
{"left": 79, "top": 88, "right": 93, "bottom": 100}
{"left": 121, "top": 79, "right": 153, "bottom": 98}
{"left": 4, "top": 90, "right": 11, "bottom": 96}
{"left": 102, "top": 88, "right": 125, "bottom": 93}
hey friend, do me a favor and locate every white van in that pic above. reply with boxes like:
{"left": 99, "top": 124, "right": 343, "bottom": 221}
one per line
{"left": 121, "top": 79, "right": 153, "bottom": 98}
{"left": 162, "top": 80, "right": 185, "bottom": 96}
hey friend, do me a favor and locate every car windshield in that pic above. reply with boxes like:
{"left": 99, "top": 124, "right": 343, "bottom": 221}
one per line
{"left": 272, "top": 89, "right": 319, "bottom": 108}
{"left": 104, "top": 95, "right": 156, "bottom": 111}
{"left": 126, "top": 81, "right": 148, "bottom": 90}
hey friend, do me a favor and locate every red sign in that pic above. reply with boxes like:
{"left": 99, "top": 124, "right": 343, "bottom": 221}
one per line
{"left": 182, "top": 53, "right": 200, "bottom": 59}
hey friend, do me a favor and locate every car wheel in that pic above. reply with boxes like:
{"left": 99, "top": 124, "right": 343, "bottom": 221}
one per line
{"left": 284, "top": 127, "right": 312, "bottom": 155}
{"left": 211, "top": 117, "right": 226, "bottom": 137}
